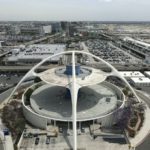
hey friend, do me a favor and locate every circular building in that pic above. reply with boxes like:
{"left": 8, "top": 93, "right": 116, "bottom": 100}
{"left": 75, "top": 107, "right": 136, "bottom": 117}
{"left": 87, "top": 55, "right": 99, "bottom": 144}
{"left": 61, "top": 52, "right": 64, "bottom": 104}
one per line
{"left": 9, "top": 51, "right": 141, "bottom": 150}
{"left": 22, "top": 67, "right": 125, "bottom": 128}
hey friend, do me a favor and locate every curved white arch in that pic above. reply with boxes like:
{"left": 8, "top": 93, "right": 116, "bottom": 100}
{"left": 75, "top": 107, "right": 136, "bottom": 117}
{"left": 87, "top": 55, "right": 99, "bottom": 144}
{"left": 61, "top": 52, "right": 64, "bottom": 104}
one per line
{"left": 71, "top": 51, "right": 78, "bottom": 150}
{"left": 7, "top": 50, "right": 141, "bottom": 150}
{"left": 8, "top": 50, "right": 141, "bottom": 103}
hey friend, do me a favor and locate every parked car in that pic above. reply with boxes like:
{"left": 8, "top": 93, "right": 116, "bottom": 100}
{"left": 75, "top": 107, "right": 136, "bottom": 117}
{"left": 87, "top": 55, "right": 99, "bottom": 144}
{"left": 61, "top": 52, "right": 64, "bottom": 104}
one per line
{"left": 35, "top": 137, "right": 40, "bottom": 145}
{"left": 46, "top": 136, "right": 50, "bottom": 144}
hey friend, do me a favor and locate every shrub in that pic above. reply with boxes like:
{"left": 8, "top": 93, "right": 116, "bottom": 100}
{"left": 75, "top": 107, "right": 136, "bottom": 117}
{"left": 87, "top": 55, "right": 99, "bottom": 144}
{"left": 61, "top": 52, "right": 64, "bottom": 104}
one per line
{"left": 25, "top": 88, "right": 33, "bottom": 105}
{"left": 34, "top": 77, "right": 41, "bottom": 83}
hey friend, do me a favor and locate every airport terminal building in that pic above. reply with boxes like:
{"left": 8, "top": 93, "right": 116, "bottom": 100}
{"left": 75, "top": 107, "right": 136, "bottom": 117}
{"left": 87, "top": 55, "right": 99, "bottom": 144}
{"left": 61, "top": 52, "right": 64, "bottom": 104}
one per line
{"left": 6, "top": 44, "right": 66, "bottom": 64}
{"left": 9, "top": 51, "right": 140, "bottom": 150}
{"left": 22, "top": 65, "right": 125, "bottom": 129}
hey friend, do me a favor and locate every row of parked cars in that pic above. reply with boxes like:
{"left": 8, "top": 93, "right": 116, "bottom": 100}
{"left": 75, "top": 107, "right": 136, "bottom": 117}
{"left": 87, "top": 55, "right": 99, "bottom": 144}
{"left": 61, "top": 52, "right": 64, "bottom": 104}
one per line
{"left": 85, "top": 40, "right": 132, "bottom": 64}
{"left": 35, "top": 136, "right": 50, "bottom": 145}
{"left": 23, "top": 132, "right": 51, "bottom": 145}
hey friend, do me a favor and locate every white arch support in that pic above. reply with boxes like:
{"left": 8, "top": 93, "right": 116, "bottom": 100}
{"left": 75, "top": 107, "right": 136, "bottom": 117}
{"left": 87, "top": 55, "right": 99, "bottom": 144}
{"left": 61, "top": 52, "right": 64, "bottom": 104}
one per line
{"left": 70, "top": 51, "right": 78, "bottom": 150}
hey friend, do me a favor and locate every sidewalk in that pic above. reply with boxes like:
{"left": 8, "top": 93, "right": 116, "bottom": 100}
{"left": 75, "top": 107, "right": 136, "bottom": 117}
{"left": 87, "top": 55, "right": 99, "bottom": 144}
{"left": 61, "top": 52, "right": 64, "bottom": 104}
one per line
{"left": 5, "top": 135, "right": 14, "bottom": 150}
{"left": 129, "top": 106, "right": 150, "bottom": 147}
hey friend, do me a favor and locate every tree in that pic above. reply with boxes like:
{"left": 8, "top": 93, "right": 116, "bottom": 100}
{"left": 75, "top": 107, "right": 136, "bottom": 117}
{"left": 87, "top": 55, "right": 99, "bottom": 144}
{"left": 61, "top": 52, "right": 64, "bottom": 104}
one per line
{"left": 122, "top": 87, "right": 131, "bottom": 96}
{"left": 25, "top": 88, "right": 33, "bottom": 105}
{"left": 34, "top": 77, "right": 41, "bottom": 83}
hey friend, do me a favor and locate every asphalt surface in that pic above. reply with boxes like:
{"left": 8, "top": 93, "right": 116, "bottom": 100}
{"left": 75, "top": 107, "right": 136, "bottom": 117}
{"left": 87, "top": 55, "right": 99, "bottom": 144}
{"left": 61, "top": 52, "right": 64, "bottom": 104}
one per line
{"left": 0, "top": 88, "right": 14, "bottom": 104}
{"left": 136, "top": 136, "right": 150, "bottom": 150}
{"left": 0, "top": 73, "right": 25, "bottom": 99}
{"left": 0, "top": 143, "right": 4, "bottom": 150}
{"left": 0, "top": 73, "right": 23, "bottom": 86}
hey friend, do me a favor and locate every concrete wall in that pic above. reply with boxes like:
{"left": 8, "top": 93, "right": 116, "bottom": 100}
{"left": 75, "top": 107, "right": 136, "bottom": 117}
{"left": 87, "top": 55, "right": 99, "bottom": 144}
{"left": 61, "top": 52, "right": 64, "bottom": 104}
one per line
{"left": 130, "top": 80, "right": 150, "bottom": 87}
{"left": 22, "top": 81, "right": 125, "bottom": 129}
{"left": 97, "top": 108, "right": 124, "bottom": 127}
{"left": 22, "top": 83, "right": 47, "bottom": 129}
{"left": 144, "top": 72, "right": 150, "bottom": 78}
{"left": 23, "top": 105, "right": 47, "bottom": 129}
{"left": 103, "top": 81, "right": 124, "bottom": 100}
{"left": 96, "top": 82, "right": 125, "bottom": 127}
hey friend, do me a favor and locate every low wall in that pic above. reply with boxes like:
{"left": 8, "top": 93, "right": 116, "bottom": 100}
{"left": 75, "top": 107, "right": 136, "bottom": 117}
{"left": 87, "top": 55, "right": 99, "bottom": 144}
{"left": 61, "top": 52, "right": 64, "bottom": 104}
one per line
{"left": 22, "top": 82, "right": 48, "bottom": 129}
{"left": 22, "top": 81, "right": 125, "bottom": 129}
{"left": 102, "top": 81, "right": 124, "bottom": 100}
{"left": 22, "top": 105, "right": 47, "bottom": 129}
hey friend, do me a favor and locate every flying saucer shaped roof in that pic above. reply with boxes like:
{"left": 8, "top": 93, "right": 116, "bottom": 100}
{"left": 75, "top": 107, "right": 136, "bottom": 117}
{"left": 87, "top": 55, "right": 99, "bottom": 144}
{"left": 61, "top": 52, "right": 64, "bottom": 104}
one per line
{"left": 38, "top": 66, "right": 107, "bottom": 87}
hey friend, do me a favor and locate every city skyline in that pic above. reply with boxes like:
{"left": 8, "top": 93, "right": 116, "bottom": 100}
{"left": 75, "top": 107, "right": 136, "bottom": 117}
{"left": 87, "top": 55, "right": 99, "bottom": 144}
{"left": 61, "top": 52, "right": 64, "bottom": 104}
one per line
{"left": 0, "top": 0, "right": 150, "bottom": 21}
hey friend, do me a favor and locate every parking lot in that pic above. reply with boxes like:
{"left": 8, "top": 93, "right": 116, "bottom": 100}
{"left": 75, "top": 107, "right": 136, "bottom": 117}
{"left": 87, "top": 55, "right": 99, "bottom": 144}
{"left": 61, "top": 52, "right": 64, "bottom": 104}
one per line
{"left": 85, "top": 39, "right": 135, "bottom": 64}
{"left": 19, "top": 133, "right": 128, "bottom": 150}
{"left": 20, "top": 135, "right": 53, "bottom": 149}
{"left": 20, "top": 132, "right": 66, "bottom": 150}
{"left": 18, "top": 126, "right": 128, "bottom": 150}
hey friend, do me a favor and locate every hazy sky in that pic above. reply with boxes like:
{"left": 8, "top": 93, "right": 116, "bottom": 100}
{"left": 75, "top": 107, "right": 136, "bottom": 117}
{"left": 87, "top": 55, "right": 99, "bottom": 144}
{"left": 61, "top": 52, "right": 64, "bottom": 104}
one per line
{"left": 0, "top": 0, "right": 150, "bottom": 21}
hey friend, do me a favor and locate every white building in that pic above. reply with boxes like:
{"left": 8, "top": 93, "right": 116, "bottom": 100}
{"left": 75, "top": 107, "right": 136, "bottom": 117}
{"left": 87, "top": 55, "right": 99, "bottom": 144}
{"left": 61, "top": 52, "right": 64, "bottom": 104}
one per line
{"left": 0, "top": 41, "right": 4, "bottom": 47}
{"left": 124, "top": 37, "right": 150, "bottom": 49}
{"left": 11, "top": 49, "right": 20, "bottom": 55}
{"left": 119, "top": 71, "right": 145, "bottom": 79}
{"left": 144, "top": 71, "right": 150, "bottom": 79}
{"left": 145, "top": 55, "right": 150, "bottom": 64}
{"left": 42, "top": 25, "right": 52, "bottom": 34}
{"left": 11, "top": 25, "right": 21, "bottom": 35}
{"left": 7, "top": 44, "right": 66, "bottom": 64}
{"left": 130, "top": 77, "right": 150, "bottom": 87}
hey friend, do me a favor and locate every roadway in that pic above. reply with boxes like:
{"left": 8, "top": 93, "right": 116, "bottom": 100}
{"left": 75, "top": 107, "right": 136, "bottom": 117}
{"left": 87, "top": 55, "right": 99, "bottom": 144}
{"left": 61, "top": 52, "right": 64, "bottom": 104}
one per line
{"left": 0, "top": 65, "right": 48, "bottom": 72}
{"left": 0, "top": 143, "right": 4, "bottom": 150}
{"left": 81, "top": 42, "right": 95, "bottom": 63}
{"left": 24, "top": 32, "right": 63, "bottom": 46}
{"left": 136, "top": 136, "right": 150, "bottom": 150}
{"left": 0, "top": 64, "right": 149, "bottom": 72}
{"left": 0, "top": 88, "right": 14, "bottom": 150}
{"left": 121, "top": 43, "right": 146, "bottom": 58}
{"left": 109, "top": 43, "right": 142, "bottom": 63}
{"left": 0, "top": 51, "right": 11, "bottom": 58}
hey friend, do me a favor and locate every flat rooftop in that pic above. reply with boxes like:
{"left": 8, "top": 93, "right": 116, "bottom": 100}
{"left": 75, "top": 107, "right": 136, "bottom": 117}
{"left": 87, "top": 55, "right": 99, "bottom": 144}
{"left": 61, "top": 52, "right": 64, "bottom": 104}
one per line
{"left": 30, "top": 83, "right": 122, "bottom": 121}
{"left": 119, "top": 71, "right": 145, "bottom": 78}
{"left": 131, "top": 77, "right": 150, "bottom": 84}
{"left": 144, "top": 71, "right": 150, "bottom": 77}
{"left": 38, "top": 66, "right": 107, "bottom": 87}
{"left": 8, "top": 44, "right": 66, "bottom": 62}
